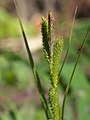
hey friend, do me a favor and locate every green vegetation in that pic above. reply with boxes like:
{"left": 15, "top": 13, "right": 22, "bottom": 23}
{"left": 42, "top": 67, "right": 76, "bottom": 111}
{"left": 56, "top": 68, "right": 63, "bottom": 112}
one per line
{"left": 15, "top": 2, "right": 89, "bottom": 119}
{"left": 0, "top": 9, "right": 36, "bottom": 39}
{"left": 0, "top": 1, "right": 90, "bottom": 120}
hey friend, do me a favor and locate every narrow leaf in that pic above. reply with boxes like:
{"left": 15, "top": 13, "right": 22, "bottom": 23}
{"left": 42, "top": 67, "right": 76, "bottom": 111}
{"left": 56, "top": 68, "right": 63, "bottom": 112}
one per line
{"left": 58, "top": 6, "right": 78, "bottom": 79}
{"left": 61, "top": 26, "right": 90, "bottom": 120}
{"left": 14, "top": 0, "right": 52, "bottom": 119}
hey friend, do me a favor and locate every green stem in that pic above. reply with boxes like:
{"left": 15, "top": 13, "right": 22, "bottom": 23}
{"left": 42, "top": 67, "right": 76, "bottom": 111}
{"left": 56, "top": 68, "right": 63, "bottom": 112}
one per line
{"left": 14, "top": 0, "right": 52, "bottom": 119}
{"left": 58, "top": 6, "right": 78, "bottom": 79}
{"left": 61, "top": 26, "right": 90, "bottom": 120}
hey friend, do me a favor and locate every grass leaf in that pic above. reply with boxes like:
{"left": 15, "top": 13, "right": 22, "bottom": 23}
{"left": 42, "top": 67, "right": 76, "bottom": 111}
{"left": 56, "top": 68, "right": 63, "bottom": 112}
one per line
{"left": 61, "top": 25, "right": 90, "bottom": 120}
{"left": 14, "top": 0, "right": 52, "bottom": 119}
{"left": 58, "top": 6, "right": 78, "bottom": 79}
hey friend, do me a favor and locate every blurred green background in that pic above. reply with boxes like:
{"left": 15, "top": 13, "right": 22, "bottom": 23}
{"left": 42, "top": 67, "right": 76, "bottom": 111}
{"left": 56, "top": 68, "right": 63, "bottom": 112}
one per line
{"left": 0, "top": 0, "right": 90, "bottom": 120}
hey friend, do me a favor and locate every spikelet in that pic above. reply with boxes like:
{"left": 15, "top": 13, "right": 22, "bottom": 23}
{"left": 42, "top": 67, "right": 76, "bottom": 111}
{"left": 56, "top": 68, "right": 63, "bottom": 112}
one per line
{"left": 49, "top": 87, "right": 60, "bottom": 120}
{"left": 48, "top": 10, "right": 53, "bottom": 44}
{"left": 48, "top": 10, "right": 55, "bottom": 63}
{"left": 41, "top": 17, "right": 50, "bottom": 61}
{"left": 42, "top": 11, "right": 63, "bottom": 120}
{"left": 52, "top": 38, "right": 63, "bottom": 87}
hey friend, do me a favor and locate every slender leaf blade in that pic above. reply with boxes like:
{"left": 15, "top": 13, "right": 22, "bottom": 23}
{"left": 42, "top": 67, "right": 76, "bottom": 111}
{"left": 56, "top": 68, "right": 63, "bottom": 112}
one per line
{"left": 14, "top": 0, "right": 52, "bottom": 119}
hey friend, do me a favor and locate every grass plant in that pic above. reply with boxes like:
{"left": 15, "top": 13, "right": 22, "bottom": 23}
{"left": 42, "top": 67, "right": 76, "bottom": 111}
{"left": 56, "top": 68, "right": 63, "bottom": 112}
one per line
{"left": 14, "top": 0, "right": 90, "bottom": 119}
{"left": 0, "top": 0, "right": 89, "bottom": 120}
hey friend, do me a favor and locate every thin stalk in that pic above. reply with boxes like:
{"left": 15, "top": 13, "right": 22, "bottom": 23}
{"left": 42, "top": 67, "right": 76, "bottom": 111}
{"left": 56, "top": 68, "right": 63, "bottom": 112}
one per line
{"left": 58, "top": 6, "right": 78, "bottom": 79}
{"left": 14, "top": 0, "right": 52, "bottom": 119}
{"left": 61, "top": 26, "right": 90, "bottom": 120}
